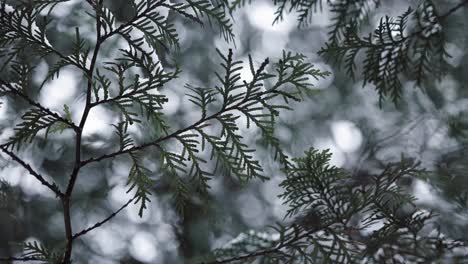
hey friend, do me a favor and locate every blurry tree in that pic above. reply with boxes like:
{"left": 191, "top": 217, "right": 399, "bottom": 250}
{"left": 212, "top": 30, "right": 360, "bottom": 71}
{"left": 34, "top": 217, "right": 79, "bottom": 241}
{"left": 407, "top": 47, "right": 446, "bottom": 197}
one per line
{"left": 0, "top": 0, "right": 468, "bottom": 263}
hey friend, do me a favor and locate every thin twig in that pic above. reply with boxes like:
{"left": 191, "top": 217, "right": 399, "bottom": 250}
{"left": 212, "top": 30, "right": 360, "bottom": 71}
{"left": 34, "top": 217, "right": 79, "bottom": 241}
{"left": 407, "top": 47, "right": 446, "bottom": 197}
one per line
{"left": 72, "top": 197, "right": 135, "bottom": 240}
{"left": 0, "top": 145, "right": 63, "bottom": 197}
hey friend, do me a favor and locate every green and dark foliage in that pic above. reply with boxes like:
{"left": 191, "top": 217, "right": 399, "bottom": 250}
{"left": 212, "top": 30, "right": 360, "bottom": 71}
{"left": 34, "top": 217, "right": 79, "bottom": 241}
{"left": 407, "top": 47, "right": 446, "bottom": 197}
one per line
{"left": 228, "top": 0, "right": 467, "bottom": 105}
{"left": 1, "top": 0, "right": 468, "bottom": 263}
{"left": 202, "top": 149, "right": 466, "bottom": 263}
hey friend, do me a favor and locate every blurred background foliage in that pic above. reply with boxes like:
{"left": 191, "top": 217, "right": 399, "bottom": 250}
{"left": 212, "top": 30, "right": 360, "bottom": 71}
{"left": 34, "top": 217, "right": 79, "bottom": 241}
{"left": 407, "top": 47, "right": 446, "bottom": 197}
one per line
{"left": 1, "top": 0, "right": 468, "bottom": 263}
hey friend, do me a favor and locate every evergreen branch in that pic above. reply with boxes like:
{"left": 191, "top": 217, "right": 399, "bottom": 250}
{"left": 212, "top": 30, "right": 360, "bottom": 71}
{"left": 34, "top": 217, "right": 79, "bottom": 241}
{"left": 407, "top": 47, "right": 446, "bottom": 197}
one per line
{"left": 327, "top": 0, "right": 380, "bottom": 44}
{"left": 0, "top": 3, "right": 87, "bottom": 72}
{"left": 81, "top": 50, "right": 329, "bottom": 168}
{"left": 319, "top": 0, "right": 468, "bottom": 105}
{"left": 1, "top": 0, "right": 467, "bottom": 261}
{"left": 319, "top": 8, "right": 412, "bottom": 105}
{"left": 92, "top": 0, "right": 181, "bottom": 52}
{"left": 79, "top": 90, "right": 276, "bottom": 167}
{"left": 164, "top": 0, "right": 235, "bottom": 42}
{"left": 215, "top": 114, "right": 266, "bottom": 181}
{"left": 0, "top": 102, "right": 73, "bottom": 148}
{"left": 0, "top": 145, "right": 63, "bottom": 197}
{"left": 159, "top": 2, "right": 202, "bottom": 25}
{"left": 78, "top": 49, "right": 329, "bottom": 215}
{"left": 176, "top": 133, "right": 213, "bottom": 194}
{"left": 95, "top": 0, "right": 232, "bottom": 51}
{"left": 71, "top": 197, "right": 135, "bottom": 240}
{"left": 158, "top": 146, "right": 190, "bottom": 215}
{"left": 38, "top": 59, "right": 72, "bottom": 91}
{"left": 185, "top": 85, "right": 217, "bottom": 119}
{"left": 0, "top": 79, "right": 78, "bottom": 131}
{"left": 113, "top": 122, "right": 134, "bottom": 151}
{"left": 127, "top": 151, "right": 153, "bottom": 217}
{"left": 224, "top": 0, "right": 250, "bottom": 13}
{"left": 239, "top": 108, "right": 292, "bottom": 169}
{"left": 204, "top": 149, "right": 464, "bottom": 263}
{"left": 131, "top": 7, "right": 180, "bottom": 50}
{"left": 89, "top": 61, "right": 177, "bottom": 126}
{"left": 95, "top": 1, "right": 169, "bottom": 51}
{"left": 17, "top": 241, "right": 63, "bottom": 264}
{"left": 272, "top": 0, "right": 324, "bottom": 27}
{"left": 2, "top": 107, "right": 62, "bottom": 150}
{"left": 195, "top": 128, "right": 242, "bottom": 179}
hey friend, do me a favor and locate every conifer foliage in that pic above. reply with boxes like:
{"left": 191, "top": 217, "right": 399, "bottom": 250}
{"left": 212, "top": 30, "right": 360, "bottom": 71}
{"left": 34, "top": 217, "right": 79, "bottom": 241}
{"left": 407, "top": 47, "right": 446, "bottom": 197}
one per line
{"left": 0, "top": 0, "right": 329, "bottom": 262}
{"left": 1, "top": 0, "right": 468, "bottom": 263}
{"left": 318, "top": 2, "right": 451, "bottom": 105}
{"left": 228, "top": 0, "right": 466, "bottom": 105}
{"left": 0, "top": 0, "right": 244, "bottom": 262}
{"left": 202, "top": 149, "right": 466, "bottom": 263}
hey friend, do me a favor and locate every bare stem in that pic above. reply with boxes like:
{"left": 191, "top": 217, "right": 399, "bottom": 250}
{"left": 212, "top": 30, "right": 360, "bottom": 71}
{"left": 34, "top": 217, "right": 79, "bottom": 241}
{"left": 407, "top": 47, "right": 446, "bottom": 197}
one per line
{"left": 72, "top": 197, "right": 135, "bottom": 240}
{"left": 0, "top": 145, "right": 63, "bottom": 197}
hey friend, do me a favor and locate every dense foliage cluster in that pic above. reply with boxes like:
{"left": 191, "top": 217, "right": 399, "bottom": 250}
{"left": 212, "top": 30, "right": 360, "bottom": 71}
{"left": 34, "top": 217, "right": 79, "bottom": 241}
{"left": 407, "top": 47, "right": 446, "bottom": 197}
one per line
{"left": 228, "top": 0, "right": 465, "bottom": 105}
{"left": 201, "top": 150, "right": 466, "bottom": 263}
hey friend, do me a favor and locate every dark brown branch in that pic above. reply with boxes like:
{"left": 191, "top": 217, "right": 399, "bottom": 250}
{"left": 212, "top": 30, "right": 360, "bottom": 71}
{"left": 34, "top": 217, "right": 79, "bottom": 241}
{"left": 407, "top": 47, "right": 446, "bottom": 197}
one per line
{"left": 59, "top": 2, "right": 171, "bottom": 260}
{"left": 61, "top": 197, "right": 73, "bottom": 264}
{"left": 72, "top": 197, "right": 135, "bottom": 240}
{"left": 61, "top": 1, "right": 105, "bottom": 263}
{"left": 0, "top": 145, "right": 63, "bottom": 197}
